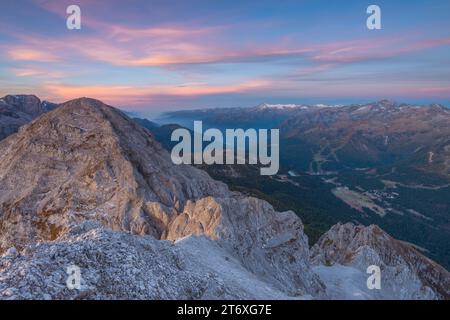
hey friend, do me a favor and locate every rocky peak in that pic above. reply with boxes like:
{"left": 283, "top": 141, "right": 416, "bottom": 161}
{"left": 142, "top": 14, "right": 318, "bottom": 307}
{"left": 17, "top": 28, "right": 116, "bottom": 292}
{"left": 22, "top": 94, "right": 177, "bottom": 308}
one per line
{"left": 0, "top": 94, "right": 57, "bottom": 141}
{"left": 311, "top": 223, "right": 450, "bottom": 299}
{"left": 2, "top": 95, "right": 44, "bottom": 117}
{"left": 376, "top": 99, "right": 397, "bottom": 108}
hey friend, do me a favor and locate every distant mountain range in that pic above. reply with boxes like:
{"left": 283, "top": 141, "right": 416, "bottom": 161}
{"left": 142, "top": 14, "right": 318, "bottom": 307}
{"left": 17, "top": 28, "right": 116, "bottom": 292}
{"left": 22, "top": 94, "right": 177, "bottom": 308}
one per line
{"left": 159, "top": 100, "right": 450, "bottom": 270}
{"left": 0, "top": 96, "right": 448, "bottom": 299}
{"left": 163, "top": 100, "right": 450, "bottom": 178}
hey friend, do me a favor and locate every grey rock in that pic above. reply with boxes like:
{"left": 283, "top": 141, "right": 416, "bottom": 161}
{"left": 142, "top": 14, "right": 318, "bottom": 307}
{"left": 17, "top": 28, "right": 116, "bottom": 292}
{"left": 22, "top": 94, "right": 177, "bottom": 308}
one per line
{"left": 0, "top": 95, "right": 56, "bottom": 141}
{"left": 311, "top": 223, "right": 450, "bottom": 299}
{"left": 0, "top": 221, "right": 306, "bottom": 300}
{"left": 0, "top": 98, "right": 323, "bottom": 298}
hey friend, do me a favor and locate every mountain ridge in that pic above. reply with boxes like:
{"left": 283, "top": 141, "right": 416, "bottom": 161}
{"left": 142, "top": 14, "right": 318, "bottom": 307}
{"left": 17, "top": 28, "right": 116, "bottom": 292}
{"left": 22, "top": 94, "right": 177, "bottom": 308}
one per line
{"left": 0, "top": 94, "right": 57, "bottom": 141}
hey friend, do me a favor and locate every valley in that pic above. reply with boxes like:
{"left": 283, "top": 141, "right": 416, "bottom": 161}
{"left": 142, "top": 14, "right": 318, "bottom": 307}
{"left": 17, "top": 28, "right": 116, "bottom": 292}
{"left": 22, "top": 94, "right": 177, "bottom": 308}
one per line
{"left": 159, "top": 100, "right": 450, "bottom": 270}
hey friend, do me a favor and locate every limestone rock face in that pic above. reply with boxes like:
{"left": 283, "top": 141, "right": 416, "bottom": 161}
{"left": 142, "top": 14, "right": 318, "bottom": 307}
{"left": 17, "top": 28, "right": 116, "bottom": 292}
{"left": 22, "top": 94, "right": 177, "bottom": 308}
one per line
{"left": 167, "top": 196, "right": 324, "bottom": 296}
{"left": 0, "top": 98, "right": 323, "bottom": 298}
{"left": 311, "top": 223, "right": 450, "bottom": 299}
{"left": 0, "top": 221, "right": 301, "bottom": 300}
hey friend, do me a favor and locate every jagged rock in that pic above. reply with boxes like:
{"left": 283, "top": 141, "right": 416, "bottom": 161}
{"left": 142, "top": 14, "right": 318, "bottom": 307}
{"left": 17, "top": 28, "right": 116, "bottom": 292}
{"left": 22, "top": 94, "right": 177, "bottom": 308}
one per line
{"left": 0, "top": 219, "right": 319, "bottom": 300}
{"left": 311, "top": 223, "right": 450, "bottom": 299}
{"left": 167, "top": 196, "right": 324, "bottom": 296}
{"left": 0, "top": 98, "right": 228, "bottom": 248}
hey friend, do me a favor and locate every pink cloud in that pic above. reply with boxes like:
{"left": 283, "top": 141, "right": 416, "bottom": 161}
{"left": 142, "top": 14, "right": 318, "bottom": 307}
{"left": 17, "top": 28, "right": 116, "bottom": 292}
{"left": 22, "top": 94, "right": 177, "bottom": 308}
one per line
{"left": 8, "top": 3, "right": 450, "bottom": 71}
{"left": 11, "top": 66, "right": 66, "bottom": 78}
{"left": 6, "top": 31, "right": 315, "bottom": 67}
{"left": 3, "top": 1, "right": 448, "bottom": 105}
{"left": 42, "top": 80, "right": 274, "bottom": 105}
{"left": 417, "top": 86, "right": 450, "bottom": 96}
{"left": 8, "top": 28, "right": 450, "bottom": 71}
{"left": 6, "top": 47, "right": 61, "bottom": 62}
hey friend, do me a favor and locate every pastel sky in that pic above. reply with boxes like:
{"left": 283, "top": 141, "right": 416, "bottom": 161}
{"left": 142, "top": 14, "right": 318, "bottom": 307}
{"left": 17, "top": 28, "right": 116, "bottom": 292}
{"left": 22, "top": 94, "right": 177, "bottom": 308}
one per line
{"left": 1, "top": 0, "right": 450, "bottom": 116}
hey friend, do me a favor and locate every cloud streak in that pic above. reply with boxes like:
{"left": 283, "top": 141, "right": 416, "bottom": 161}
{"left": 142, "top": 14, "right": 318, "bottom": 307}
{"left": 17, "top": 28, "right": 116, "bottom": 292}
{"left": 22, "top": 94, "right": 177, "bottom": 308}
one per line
{"left": 6, "top": 47, "right": 61, "bottom": 62}
{"left": 42, "top": 80, "right": 274, "bottom": 105}
{"left": 8, "top": 33, "right": 450, "bottom": 72}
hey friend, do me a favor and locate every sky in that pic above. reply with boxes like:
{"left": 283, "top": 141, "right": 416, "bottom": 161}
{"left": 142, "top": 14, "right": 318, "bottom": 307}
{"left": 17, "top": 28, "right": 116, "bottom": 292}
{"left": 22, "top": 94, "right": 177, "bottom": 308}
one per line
{"left": 1, "top": 0, "right": 450, "bottom": 116}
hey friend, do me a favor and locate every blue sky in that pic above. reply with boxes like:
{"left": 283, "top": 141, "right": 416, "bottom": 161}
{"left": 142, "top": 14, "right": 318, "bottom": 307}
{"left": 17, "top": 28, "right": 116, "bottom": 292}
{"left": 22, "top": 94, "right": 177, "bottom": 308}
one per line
{"left": 0, "top": 0, "right": 449, "bottom": 116}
